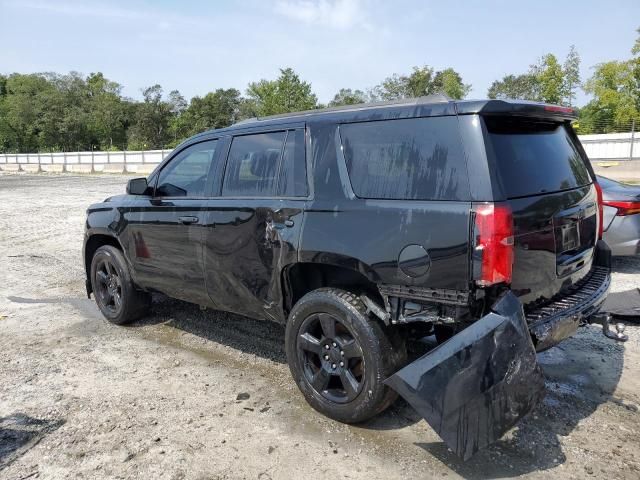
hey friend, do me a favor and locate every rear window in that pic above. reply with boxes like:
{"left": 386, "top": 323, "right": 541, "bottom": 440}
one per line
{"left": 339, "top": 117, "right": 469, "bottom": 201}
{"left": 484, "top": 117, "right": 592, "bottom": 198}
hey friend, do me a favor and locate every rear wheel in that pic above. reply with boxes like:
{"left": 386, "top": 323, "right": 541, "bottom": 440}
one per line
{"left": 90, "top": 245, "right": 150, "bottom": 325}
{"left": 285, "top": 288, "right": 406, "bottom": 423}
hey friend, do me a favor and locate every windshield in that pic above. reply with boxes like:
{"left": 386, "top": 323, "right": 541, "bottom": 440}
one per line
{"left": 484, "top": 117, "right": 592, "bottom": 199}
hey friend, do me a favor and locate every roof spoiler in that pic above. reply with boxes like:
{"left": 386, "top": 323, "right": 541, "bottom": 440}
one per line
{"left": 456, "top": 99, "right": 577, "bottom": 121}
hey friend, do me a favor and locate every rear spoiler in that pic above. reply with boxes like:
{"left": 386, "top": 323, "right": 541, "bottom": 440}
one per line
{"left": 455, "top": 99, "right": 577, "bottom": 121}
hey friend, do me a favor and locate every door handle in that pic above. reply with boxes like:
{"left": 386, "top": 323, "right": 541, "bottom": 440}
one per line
{"left": 178, "top": 216, "right": 199, "bottom": 225}
{"left": 283, "top": 219, "right": 294, "bottom": 227}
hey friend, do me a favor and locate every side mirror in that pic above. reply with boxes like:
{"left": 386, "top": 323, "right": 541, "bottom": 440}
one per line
{"left": 126, "top": 177, "right": 148, "bottom": 195}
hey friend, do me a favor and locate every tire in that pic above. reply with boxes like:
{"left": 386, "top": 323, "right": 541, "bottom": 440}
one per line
{"left": 90, "top": 245, "right": 150, "bottom": 325}
{"left": 285, "top": 288, "right": 406, "bottom": 423}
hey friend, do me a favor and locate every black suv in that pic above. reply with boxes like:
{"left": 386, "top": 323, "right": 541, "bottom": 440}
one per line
{"left": 84, "top": 95, "right": 613, "bottom": 458}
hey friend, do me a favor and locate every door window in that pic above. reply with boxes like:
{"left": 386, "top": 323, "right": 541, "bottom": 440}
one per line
{"left": 222, "top": 130, "right": 308, "bottom": 197}
{"left": 156, "top": 140, "right": 218, "bottom": 197}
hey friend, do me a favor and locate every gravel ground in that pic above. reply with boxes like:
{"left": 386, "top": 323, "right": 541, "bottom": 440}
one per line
{"left": 1, "top": 173, "right": 639, "bottom": 480}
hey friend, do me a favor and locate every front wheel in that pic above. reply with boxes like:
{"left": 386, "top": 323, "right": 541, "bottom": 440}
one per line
{"left": 90, "top": 245, "right": 150, "bottom": 325}
{"left": 285, "top": 288, "right": 406, "bottom": 423}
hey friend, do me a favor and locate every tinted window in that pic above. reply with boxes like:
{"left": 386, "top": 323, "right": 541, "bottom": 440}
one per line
{"left": 223, "top": 132, "right": 286, "bottom": 197}
{"left": 485, "top": 117, "right": 591, "bottom": 198}
{"left": 156, "top": 140, "right": 217, "bottom": 197}
{"left": 340, "top": 117, "right": 469, "bottom": 200}
{"left": 280, "top": 129, "right": 308, "bottom": 197}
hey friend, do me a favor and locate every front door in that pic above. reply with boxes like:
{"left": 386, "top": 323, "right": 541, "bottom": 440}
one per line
{"left": 125, "top": 139, "right": 220, "bottom": 305}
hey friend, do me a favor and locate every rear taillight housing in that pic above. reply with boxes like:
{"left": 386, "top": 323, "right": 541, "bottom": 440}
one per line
{"left": 603, "top": 200, "right": 640, "bottom": 216}
{"left": 594, "top": 181, "right": 604, "bottom": 239}
{"left": 473, "top": 203, "right": 514, "bottom": 287}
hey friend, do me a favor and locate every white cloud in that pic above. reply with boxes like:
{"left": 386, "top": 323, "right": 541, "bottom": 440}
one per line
{"left": 274, "top": 0, "right": 372, "bottom": 30}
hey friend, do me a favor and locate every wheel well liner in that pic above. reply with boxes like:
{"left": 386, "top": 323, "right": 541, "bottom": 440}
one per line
{"left": 281, "top": 262, "right": 383, "bottom": 316}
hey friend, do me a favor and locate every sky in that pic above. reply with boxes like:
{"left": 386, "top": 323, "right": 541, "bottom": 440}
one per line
{"left": 1, "top": 0, "right": 639, "bottom": 106}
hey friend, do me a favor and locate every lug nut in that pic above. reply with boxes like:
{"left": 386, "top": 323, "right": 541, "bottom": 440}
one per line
{"left": 324, "top": 355, "right": 329, "bottom": 360}
{"left": 340, "top": 351, "right": 344, "bottom": 356}
{"left": 331, "top": 363, "right": 336, "bottom": 369}
{"left": 339, "top": 361, "right": 344, "bottom": 367}
{"left": 332, "top": 342, "right": 337, "bottom": 347}
{"left": 324, "top": 344, "right": 330, "bottom": 350}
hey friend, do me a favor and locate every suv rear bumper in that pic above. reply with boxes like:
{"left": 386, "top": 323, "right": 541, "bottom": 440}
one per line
{"left": 525, "top": 265, "right": 610, "bottom": 351}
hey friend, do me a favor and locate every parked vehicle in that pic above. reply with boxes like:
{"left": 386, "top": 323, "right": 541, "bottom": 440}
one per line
{"left": 84, "top": 95, "right": 616, "bottom": 459}
{"left": 597, "top": 175, "right": 640, "bottom": 256}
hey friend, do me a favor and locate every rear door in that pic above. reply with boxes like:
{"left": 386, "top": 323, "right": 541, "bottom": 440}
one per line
{"left": 482, "top": 116, "right": 597, "bottom": 306}
{"left": 202, "top": 128, "right": 308, "bottom": 321}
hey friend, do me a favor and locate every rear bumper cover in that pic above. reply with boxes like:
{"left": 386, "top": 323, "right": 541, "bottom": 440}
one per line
{"left": 385, "top": 292, "right": 545, "bottom": 460}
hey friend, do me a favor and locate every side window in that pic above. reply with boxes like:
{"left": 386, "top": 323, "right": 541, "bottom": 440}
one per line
{"left": 223, "top": 131, "right": 286, "bottom": 197}
{"left": 340, "top": 117, "right": 469, "bottom": 201}
{"left": 156, "top": 140, "right": 218, "bottom": 197}
{"left": 280, "top": 129, "right": 308, "bottom": 197}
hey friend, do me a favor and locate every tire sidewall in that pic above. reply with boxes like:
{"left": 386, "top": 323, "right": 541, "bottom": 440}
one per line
{"left": 286, "top": 289, "right": 398, "bottom": 423}
{"left": 90, "top": 246, "right": 135, "bottom": 325}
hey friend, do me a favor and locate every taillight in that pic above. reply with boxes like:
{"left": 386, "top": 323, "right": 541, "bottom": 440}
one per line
{"left": 603, "top": 200, "right": 640, "bottom": 216}
{"left": 473, "top": 203, "right": 514, "bottom": 286}
{"left": 594, "top": 182, "right": 604, "bottom": 239}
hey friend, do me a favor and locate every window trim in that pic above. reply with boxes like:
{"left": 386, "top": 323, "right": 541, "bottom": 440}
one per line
{"left": 152, "top": 138, "right": 221, "bottom": 200}
{"left": 219, "top": 127, "right": 311, "bottom": 200}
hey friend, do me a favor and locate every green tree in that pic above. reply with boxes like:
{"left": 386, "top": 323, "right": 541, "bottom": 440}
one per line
{"left": 563, "top": 45, "right": 581, "bottom": 107}
{"left": 579, "top": 60, "right": 639, "bottom": 133}
{"left": 328, "top": 88, "right": 369, "bottom": 106}
{"left": 371, "top": 66, "right": 470, "bottom": 100}
{"left": 86, "top": 72, "right": 128, "bottom": 150}
{"left": 532, "top": 53, "right": 567, "bottom": 104}
{"left": 170, "top": 88, "right": 242, "bottom": 143}
{"left": 487, "top": 73, "right": 539, "bottom": 100}
{"left": 128, "top": 85, "right": 183, "bottom": 149}
{"left": 246, "top": 68, "right": 317, "bottom": 116}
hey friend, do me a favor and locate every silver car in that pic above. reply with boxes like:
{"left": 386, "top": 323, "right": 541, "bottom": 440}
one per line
{"left": 598, "top": 175, "right": 640, "bottom": 256}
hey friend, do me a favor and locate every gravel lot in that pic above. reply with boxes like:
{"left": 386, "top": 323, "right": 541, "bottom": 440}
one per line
{"left": 1, "top": 173, "right": 640, "bottom": 480}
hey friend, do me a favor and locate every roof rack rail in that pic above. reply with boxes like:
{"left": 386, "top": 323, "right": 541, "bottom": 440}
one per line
{"left": 231, "top": 93, "right": 453, "bottom": 127}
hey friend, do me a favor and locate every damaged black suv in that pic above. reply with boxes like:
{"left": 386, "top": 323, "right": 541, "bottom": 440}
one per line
{"left": 84, "top": 95, "right": 614, "bottom": 458}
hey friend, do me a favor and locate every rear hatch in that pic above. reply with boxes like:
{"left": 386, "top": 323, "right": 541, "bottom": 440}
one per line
{"left": 483, "top": 116, "right": 598, "bottom": 307}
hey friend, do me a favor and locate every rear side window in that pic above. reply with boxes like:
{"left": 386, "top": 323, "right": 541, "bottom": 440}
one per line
{"left": 484, "top": 117, "right": 591, "bottom": 198}
{"left": 340, "top": 117, "right": 469, "bottom": 200}
{"left": 222, "top": 129, "right": 307, "bottom": 197}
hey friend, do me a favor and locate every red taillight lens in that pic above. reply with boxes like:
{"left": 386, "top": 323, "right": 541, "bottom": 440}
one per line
{"left": 544, "top": 105, "right": 574, "bottom": 114}
{"left": 594, "top": 182, "right": 604, "bottom": 239}
{"left": 603, "top": 200, "right": 640, "bottom": 216}
{"left": 474, "top": 203, "right": 514, "bottom": 286}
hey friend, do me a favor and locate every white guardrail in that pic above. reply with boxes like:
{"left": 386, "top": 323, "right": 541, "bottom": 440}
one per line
{"left": 0, "top": 132, "right": 638, "bottom": 174}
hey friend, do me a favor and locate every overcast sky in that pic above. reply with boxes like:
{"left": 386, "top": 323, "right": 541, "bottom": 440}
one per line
{"left": 1, "top": 0, "right": 639, "bottom": 105}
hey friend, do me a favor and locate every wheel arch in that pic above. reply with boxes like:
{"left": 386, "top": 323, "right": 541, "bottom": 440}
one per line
{"left": 83, "top": 233, "right": 125, "bottom": 295}
{"left": 281, "top": 260, "right": 384, "bottom": 318}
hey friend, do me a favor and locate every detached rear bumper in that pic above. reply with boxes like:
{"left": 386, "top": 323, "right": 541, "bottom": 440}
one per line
{"left": 526, "top": 265, "right": 610, "bottom": 352}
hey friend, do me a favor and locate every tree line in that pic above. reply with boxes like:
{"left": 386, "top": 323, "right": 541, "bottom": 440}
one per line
{"left": 1, "top": 27, "right": 638, "bottom": 153}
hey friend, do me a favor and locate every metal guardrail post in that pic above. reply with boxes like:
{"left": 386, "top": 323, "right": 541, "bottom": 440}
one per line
{"left": 630, "top": 119, "right": 636, "bottom": 161}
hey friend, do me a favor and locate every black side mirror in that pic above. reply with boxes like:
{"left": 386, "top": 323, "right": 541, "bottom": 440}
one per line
{"left": 126, "top": 177, "right": 148, "bottom": 195}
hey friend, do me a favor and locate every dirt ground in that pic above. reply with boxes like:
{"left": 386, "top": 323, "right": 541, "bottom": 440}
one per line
{"left": 1, "top": 174, "right": 639, "bottom": 480}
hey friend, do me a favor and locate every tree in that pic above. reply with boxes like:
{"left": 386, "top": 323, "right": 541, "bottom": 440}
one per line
{"left": 487, "top": 73, "right": 539, "bottom": 100}
{"left": 246, "top": 68, "right": 317, "bottom": 116}
{"left": 578, "top": 60, "right": 639, "bottom": 133}
{"left": 86, "top": 72, "right": 128, "bottom": 149}
{"left": 563, "top": 45, "right": 581, "bottom": 107}
{"left": 170, "top": 88, "right": 242, "bottom": 143}
{"left": 371, "top": 66, "right": 470, "bottom": 101}
{"left": 328, "top": 88, "right": 369, "bottom": 106}
{"left": 128, "top": 85, "right": 182, "bottom": 149}
{"left": 532, "top": 54, "right": 567, "bottom": 104}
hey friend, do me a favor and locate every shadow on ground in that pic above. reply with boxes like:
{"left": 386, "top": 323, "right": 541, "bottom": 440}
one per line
{"left": 0, "top": 413, "right": 65, "bottom": 472}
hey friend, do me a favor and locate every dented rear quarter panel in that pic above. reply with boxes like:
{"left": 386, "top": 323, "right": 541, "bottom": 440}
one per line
{"left": 299, "top": 120, "right": 472, "bottom": 291}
